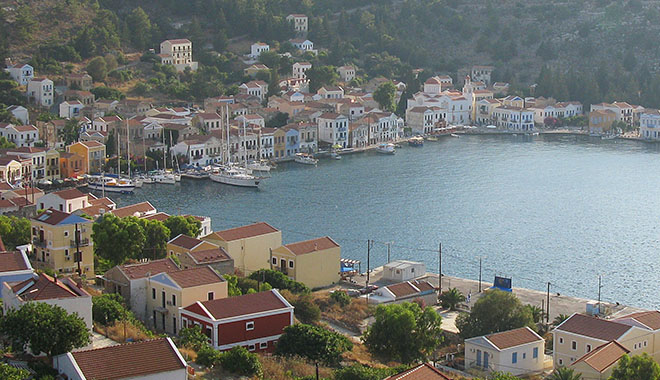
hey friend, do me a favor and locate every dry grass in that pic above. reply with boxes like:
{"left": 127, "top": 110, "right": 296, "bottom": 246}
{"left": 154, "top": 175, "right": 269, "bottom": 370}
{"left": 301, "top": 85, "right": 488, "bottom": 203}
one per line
{"left": 312, "top": 292, "right": 371, "bottom": 333}
{"left": 260, "top": 355, "right": 333, "bottom": 380}
{"left": 178, "top": 347, "right": 197, "bottom": 362}
{"left": 94, "top": 320, "right": 153, "bottom": 343}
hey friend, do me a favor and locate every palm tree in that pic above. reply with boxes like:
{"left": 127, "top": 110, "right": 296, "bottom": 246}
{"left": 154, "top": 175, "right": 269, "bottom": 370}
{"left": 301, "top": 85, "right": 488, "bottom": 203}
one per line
{"left": 553, "top": 314, "right": 570, "bottom": 327}
{"left": 525, "top": 304, "right": 543, "bottom": 323}
{"left": 549, "top": 367, "right": 582, "bottom": 380}
{"left": 439, "top": 287, "right": 466, "bottom": 311}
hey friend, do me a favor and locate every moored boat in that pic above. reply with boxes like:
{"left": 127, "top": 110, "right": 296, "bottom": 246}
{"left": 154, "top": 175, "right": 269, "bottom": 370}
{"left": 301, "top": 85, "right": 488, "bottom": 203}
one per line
{"left": 408, "top": 136, "right": 424, "bottom": 147}
{"left": 376, "top": 143, "right": 396, "bottom": 155}
{"left": 294, "top": 153, "right": 318, "bottom": 165}
{"left": 426, "top": 136, "right": 439, "bottom": 142}
{"left": 210, "top": 165, "right": 260, "bottom": 188}
{"left": 246, "top": 160, "right": 272, "bottom": 172}
{"left": 87, "top": 175, "right": 135, "bottom": 194}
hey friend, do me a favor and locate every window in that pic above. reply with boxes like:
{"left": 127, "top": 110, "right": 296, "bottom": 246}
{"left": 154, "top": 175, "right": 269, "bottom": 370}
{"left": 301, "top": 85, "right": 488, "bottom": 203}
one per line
{"left": 559, "top": 359, "right": 563, "bottom": 366}
{"left": 571, "top": 341, "right": 577, "bottom": 351}
{"left": 171, "top": 294, "right": 176, "bottom": 306}
{"left": 64, "top": 230, "right": 69, "bottom": 237}
{"left": 173, "top": 317, "right": 177, "bottom": 334}
{"left": 586, "top": 344, "right": 592, "bottom": 353}
{"left": 152, "top": 288, "right": 156, "bottom": 299}
{"left": 246, "top": 321, "right": 255, "bottom": 331}
{"left": 522, "top": 353, "right": 526, "bottom": 359}
{"left": 248, "top": 344, "right": 255, "bottom": 351}
{"left": 260, "top": 342, "right": 268, "bottom": 349}
{"left": 512, "top": 352, "right": 517, "bottom": 364}
{"left": 533, "top": 347, "right": 538, "bottom": 359}
{"left": 644, "top": 341, "right": 648, "bottom": 347}
{"left": 289, "top": 260, "right": 294, "bottom": 268}
{"left": 208, "top": 292, "right": 214, "bottom": 301}
{"left": 559, "top": 337, "right": 564, "bottom": 344}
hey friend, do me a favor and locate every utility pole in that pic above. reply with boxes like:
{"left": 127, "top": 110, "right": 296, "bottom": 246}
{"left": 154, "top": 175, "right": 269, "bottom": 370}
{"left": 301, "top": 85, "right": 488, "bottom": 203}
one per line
{"left": 478, "top": 256, "right": 482, "bottom": 292}
{"left": 438, "top": 242, "right": 442, "bottom": 294}
{"left": 598, "top": 275, "right": 602, "bottom": 315}
{"left": 366, "top": 239, "right": 371, "bottom": 288}
{"left": 75, "top": 223, "right": 82, "bottom": 276}
{"left": 546, "top": 282, "right": 551, "bottom": 324}
{"left": 387, "top": 242, "right": 391, "bottom": 264}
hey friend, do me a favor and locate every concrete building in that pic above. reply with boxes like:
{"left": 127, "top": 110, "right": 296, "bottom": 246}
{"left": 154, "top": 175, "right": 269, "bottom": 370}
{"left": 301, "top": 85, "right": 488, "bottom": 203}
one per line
{"left": 27, "top": 77, "right": 54, "bottom": 107}
{"left": 160, "top": 39, "right": 198, "bottom": 72}
{"left": 640, "top": 109, "right": 660, "bottom": 140}
{"left": 588, "top": 109, "right": 617, "bottom": 135}
{"left": 382, "top": 260, "right": 425, "bottom": 282}
{"left": 292, "top": 62, "right": 312, "bottom": 79}
{"left": 286, "top": 14, "right": 308, "bottom": 33}
{"left": 4, "top": 63, "right": 33, "bottom": 86}
{"left": 318, "top": 113, "right": 349, "bottom": 148}
{"left": 67, "top": 141, "right": 106, "bottom": 174}
{"left": 270, "top": 236, "right": 340, "bottom": 289}
{"left": 37, "top": 188, "right": 90, "bottom": 214}
{"left": 368, "top": 280, "right": 437, "bottom": 305}
{"left": 250, "top": 42, "right": 270, "bottom": 58}
{"left": 337, "top": 65, "right": 356, "bottom": 82}
{"left": 65, "top": 73, "right": 93, "bottom": 91}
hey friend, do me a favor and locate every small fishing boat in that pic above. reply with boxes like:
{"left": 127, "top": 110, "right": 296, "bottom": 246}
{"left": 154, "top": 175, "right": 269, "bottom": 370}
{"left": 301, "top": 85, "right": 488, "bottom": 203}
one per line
{"left": 450, "top": 133, "right": 460, "bottom": 138}
{"left": 330, "top": 152, "right": 341, "bottom": 160}
{"left": 426, "top": 136, "right": 439, "bottom": 142}
{"left": 376, "top": 143, "right": 396, "bottom": 155}
{"left": 294, "top": 153, "right": 318, "bottom": 165}
{"left": 408, "top": 136, "right": 424, "bottom": 147}
{"left": 246, "top": 160, "right": 272, "bottom": 172}
{"left": 152, "top": 172, "right": 176, "bottom": 184}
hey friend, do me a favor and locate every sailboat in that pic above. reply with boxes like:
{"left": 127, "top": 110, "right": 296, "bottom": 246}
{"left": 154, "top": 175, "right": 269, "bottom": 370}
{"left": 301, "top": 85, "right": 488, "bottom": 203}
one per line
{"left": 87, "top": 129, "right": 135, "bottom": 193}
{"left": 210, "top": 106, "right": 262, "bottom": 188}
{"left": 151, "top": 130, "right": 176, "bottom": 184}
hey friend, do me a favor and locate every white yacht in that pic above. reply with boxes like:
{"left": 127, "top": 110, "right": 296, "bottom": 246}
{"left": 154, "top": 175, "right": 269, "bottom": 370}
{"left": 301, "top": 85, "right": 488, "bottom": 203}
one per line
{"left": 210, "top": 165, "right": 261, "bottom": 188}
{"left": 152, "top": 172, "right": 176, "bottom": 184}
{"left": 376, "top": 143, "right": 396, "bottom": 155}
{"left": 294, "top": 153, "right": 318, "bottom": 165}
{"left": 87, "top": 175, "right": 135, "bottom": 193}
{"left": 246, "top": 160, "right": 272, "bottom": 172}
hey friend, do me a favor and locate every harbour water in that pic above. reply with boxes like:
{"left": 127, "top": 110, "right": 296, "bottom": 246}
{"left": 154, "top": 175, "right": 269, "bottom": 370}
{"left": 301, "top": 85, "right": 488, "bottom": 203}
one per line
{"left": 109, "top": 135, "right": 660, "bottom": 309}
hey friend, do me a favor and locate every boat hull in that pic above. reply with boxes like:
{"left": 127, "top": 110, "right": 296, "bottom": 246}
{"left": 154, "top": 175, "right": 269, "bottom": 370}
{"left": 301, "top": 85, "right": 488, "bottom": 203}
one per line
{"left": 210, "top": 174, "right": 260, "bottom": 188}
{"left": 87, "top": 183, "right": 135, "bottom": 193}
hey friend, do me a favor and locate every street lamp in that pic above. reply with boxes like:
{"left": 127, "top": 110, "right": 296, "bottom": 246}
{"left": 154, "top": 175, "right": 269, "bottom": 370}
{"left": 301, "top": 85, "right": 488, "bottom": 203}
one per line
{"left": 478, "top": 256, "right": 486, "bottom": 293}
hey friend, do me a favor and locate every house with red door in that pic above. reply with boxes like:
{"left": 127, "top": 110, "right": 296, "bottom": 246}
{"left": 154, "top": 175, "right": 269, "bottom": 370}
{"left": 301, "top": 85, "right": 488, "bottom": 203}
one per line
{"left": 179, "top": 289, "right": 294, "bottom": 353}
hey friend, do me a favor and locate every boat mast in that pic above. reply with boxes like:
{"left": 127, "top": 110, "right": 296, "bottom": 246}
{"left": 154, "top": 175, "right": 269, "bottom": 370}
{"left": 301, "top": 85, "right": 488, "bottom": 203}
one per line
{"left": 117, "top": 125, "right": 121, "bottom": 176}
{"left": 226, "top": 104, "right": 230, "bottom": 165}
{"left": 162, "top": 128, "right": 167, "bottom": 170}
{"left": 126, "top": 119, "right": 131, "bottom": 178}
{"left": 143, "top": 133, "right": 147, "bottom": 172}
{"left": 242, "top": 119, "right": 247, "bottom": 167}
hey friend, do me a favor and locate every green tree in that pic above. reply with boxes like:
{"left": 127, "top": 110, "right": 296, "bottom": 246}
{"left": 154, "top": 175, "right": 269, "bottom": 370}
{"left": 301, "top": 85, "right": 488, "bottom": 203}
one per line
{"left": 276, "top": 323, "right": 353, "bottom": 365}
{"left": 0, "top": 362, "right": 29, "bottom": 380}
{"left": 330, "top": 290, "right": 351, "bottom": 307}
{"left": 0, "top": 79, "right": 26, "bottom": 106}
{"left": 127, "top": 7, "right": 152, "bottom": 51}
{"left": 91, "top": 86, "right": 125, "bottom": 100}
{"left": 0, "top": 302, "right": 90, "bottom": 357}
{"left": 488, "top": 372, "right": 523, "bottom": 380}
{"left": 60, "top": 119, "right": 80, "bottom": 145}
{"left": 163, "top": 215, "right": 201, "bottom": 238}
{"left": 525, "top": 304, "right": 544, "bottom": 324}
{"left": 373, "top": 81, "right": 397, "bottom": 112}
{"left": 249, "top": 269, "right": 309, "bottom": 294}
{"left": 0, "top": 215, "right": 30, "bottom": 250}
{"left": 609, "top": 353, "right": 660, "bottom": 380}
{"left": 196, "top": 344, "right": 221, "bottom": 367}
{"left": 223, "top": 274, "right": 242, "bottom": 296}
{"left": 292, "top": 295, "right": 321, "bottom": 323}
{"left": 0, "top": 136, "right": 15, "bottom": 149}
{"left": 92, "top": 214, "right": 146, "bottom": 266}
{"left": 553, "top": 314, "right": 570, "bottom": 326}
{"left": 87, "top": 56, "right": 108, "bottom": 82}
{"left": 363, "top": 302, "right": 442, "bottom": 363}
{"left": 334, "top": 364, "right": 400, "bottom": 380}
{"left": 307, "top": 65, "right": 339, "bottom": 93}
{"left": 178, "top": 326, "right": 209, "bottom": 351}
{"left": 92, "top": 293, "right": 129, "bottom": 325}
{"left": 439, "top": 287, "right": 466, "bottom": 311}
{"left": 219, "top": 346, "right": 263, "bottom": 377}
{"left": 455, "top": 290, "right": 535, "bottom": 339}
{"left": 549, "top": 367, "right": 582, "bottom": 380}
{"left": 137, "top": 218, "right": 170, "bottom": 260}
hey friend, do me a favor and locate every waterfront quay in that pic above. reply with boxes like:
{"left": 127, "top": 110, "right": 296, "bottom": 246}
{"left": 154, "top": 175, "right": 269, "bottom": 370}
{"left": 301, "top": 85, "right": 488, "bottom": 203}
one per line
{"left": 349, "top": 266, "right": 647, "bottom": 323}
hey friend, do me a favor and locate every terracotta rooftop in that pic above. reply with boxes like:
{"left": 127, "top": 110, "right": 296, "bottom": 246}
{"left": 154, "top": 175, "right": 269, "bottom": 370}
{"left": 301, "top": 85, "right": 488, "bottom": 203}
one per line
{"left": 0, "top": 250, "right": 30, "bottom": 272}
{"left": 384, "top": 363, "right": 453, "bottom": 380}
{"left": 51, "top": 188, "right": 86, "bottom": 200}
{"left": 187, "top": 248, "right": 231, "bottom": 264}
{"left": 385, "top": 280, "right": 435, "bottom": 298}
{"left": 143, "top": 212, "right": 171, "bottom": 222}
{"left": 555, "top": 314, "right": 632, "bottom": 341}
{"left": 12, "top": 273, "right": 88, "bottom": 301}
{"left": 616, "top": 311, "right": 660, "bottom": 331}
{"left": 166, "top": 266, "right": 224, "bottom": 288}
{"left": 187, "top": 289, "right": 290, "bottom": 320}
{"left": 34, "top": 209, "right": 89, "bottom": 226}
{"left": 572, "top": 341, "right": 629, "bottom": 373}
{"left": 118, "top": 258, "right": 180, "bottom": 280}
{"left": 110, "top": 201, "right": 156, "bottom": 218}
{"left": 485, "top": 327, "right": 542, "bottom": 350}
{"left": 284, "top": 236, "right": 339, "bottom": 256}
{"left": 70, "top": 338, "right": 185, "bottom": 380}
{"left": 169, "top": 234, "right": 205, "bottom": 250}
{"left": 211, "top": 222, "right": 278, "bottom": 241}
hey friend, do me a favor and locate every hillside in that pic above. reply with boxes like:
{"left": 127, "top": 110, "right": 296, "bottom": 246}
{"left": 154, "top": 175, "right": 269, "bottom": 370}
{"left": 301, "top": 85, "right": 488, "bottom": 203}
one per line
{"left": 3, "top": 0, "right": 660, "bottom": 107}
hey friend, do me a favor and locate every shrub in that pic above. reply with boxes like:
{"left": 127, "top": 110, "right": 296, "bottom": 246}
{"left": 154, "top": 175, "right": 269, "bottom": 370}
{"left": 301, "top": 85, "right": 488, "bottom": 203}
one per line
{"left": 249, "top": 269, "right": 310, "bottom": 294}
{"left": 196, "top": 345, "right": 221, "bottom": 367}
{"left": 219, "top": 346, "right": 263, "bottom": 377}
{"left": 293, "top": 295, "right": 321, "bottom": 324}
{"left": 330, "top": 291, "right": 351, "bottom": 307}
{"left": 178, "top": 326, "right": 209, "bottom": 351}
{"left": 277, "top": 324, "right": 353, "bottom": 366}
{"left": 92, "top": 294, "right": 126, "bottom": 325}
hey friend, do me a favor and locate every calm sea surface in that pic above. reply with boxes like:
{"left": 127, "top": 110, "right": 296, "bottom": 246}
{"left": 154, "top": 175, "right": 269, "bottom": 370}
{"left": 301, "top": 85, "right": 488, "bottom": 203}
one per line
{"left": 109, "top": 135, "right": 660, "bottom": 309}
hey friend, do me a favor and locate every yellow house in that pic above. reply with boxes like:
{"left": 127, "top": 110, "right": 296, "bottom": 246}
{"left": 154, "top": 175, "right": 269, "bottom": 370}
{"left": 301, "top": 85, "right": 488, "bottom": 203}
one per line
{"left": 146, "top": 266, "right": 227, "bottom": 335}
{"left": 67, "top": 140, "right": 106, "bottom": 174}
{"left": 0, "top": 157, "right": 22, "bottom": 183}
{"left": 31, "top": 209, "right": 94, "bottom": 275}
{"left": 167, "top": 234, "right": 234, "bottom": 274}
{"left": 553, "top": 312, "right": 660, "bottom": 373}
{"left": 203, "top": 222, "right": 281, "bottom": 275}
{"left": 273, "top": 128, "right": 287, "bottom": 159}
{"left": 270, "top": 236, "right": 340, "bottom": 289}
{"left": 45, "top": 149, "right": 60, "bottom": 180}
{"left": 589, "top": 110, "right": 617, "bottom": 135}
{"left": 570, "top": 341, "right": 629, "bottom": 380}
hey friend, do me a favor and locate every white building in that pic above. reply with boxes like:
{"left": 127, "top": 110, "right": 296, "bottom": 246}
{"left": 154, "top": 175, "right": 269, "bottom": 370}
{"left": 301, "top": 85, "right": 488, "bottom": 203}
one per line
{"left": 172, "top": 135, "right": 223, "bottom": 167}
{"left": 0, "top": 123, "right": 40, "bottom": 147}
{"left": 406, "top": 106, "right": 444, "bottom": 135}
{"left": 492, "top": 106, "right": 535, "bottom": 131}
{"left": 194, "top": 112, "right": 222, "bottom": 132}
{"left": 159, "top": 39, "right": 198, "bottom": 72}
{"left": 239, "top": 81, "right": 268, "bottom": 101}
{"left": 349, "top": 122, "right": 369, "bottom": 149}
{"left": 292, "top": 62, "right": 312, "bottom": 79}
{"left": 407, "top": 91, "right": 471, "bottom": 125}
{"left": 337, "top": 65, "right": 356, "bottom": 82}
{"left": 465, "top": 327, "right": 546, "bottom": 376}
{"left": 250, "top": 42, "right": 270, "bottom": 58}
{"left": 289, "top": 39, "right": 315, "bottom": 54}
{"left": 367, "top": 280, "right": 437, "bottom": 305}
{"left": 318, "top": 113, "right": 349, "bottom": 148}
{"left": 54, "top": 338, "right": 187, "bottom": 380}
{"left": 37, "top": 188, "right": 90, "bottom": 213}
{"left": 361, "top": 112, "right": 402, "bottom": 144}
{"left": 297, "top": 123, "right": 317, "bottom": 153}
{"left": 286, "top": 14, "right": 308, "bottom": 33}
{"left": 317, "top": 86, "right": 344, "bottom": 99}
{"left": 591, "top": 102, "right": 634, "bottom": 126}
{"left": 59, "top": 100, "right": 84, "bottom": 119}
{"left": 4, "top": 63, "right": 34, "bottom": 86}
{"left": 7, "top": 105, "right": 29, "bottom": 125}
{"left": 382, "top": 260, "right": 425, "bottom": 282}
{"left": 27, "top": 77, "right": 54, "bottom": 107}
{"left": 260, "top": 127, "right": 275, "bottom": 159}
{"left": 640, "top": 109, "right": 660, "bottom": 140}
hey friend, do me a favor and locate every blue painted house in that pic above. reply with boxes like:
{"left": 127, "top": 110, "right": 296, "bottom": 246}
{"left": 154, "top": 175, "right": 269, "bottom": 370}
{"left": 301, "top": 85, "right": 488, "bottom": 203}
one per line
{"left": 284, "top": 126, "right": 300, "bottom": 157}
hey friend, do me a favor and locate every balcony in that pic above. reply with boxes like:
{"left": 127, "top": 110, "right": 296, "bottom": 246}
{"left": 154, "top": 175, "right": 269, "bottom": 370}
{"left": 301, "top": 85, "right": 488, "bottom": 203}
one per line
{"left": 33, "top": 238, "right": 46, "bottom": 248}
{"left": 70, "top": 238, "right": 90, "bottom": 247}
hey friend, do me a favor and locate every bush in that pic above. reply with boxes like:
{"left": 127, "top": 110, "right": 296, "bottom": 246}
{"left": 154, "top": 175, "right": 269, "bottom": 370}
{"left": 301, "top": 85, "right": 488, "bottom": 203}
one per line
{"left": 220, "top": 346, "right": 263, "bottom": 377}
{"left": 249, "top": 269, "right": 310, "bottom": 294}
{"left": 277, "top": 324, "right": 353, "bottom": 366}
{"left": 334, "top": 364, "right": 404, "bottom": 380}
{"left": 330, "top": 291, "right": 351, "bottom": 307}
{"left": 293, "top": 295, "right": 321, "bottom": 323}
{"left": 196, "top": 345, "right": 221, "bottom": 367}
{"left": 92, "top": 294, "right": 126, "bottom": 325}
{"left": 178, "top": 326, "right": 209, "bottom": 351}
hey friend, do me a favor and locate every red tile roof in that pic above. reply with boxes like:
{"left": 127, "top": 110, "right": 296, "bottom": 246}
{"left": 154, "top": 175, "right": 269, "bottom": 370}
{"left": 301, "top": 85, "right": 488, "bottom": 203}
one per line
{"left": 187, "top": 248, "right": 231, "bottom": 264}
{"left": 118, "top": 258, "right": 180, "bottom": 280}
{"left": 52, "top": 188, "right": 86, "bottom": 200}
{"left": 169, "top": 234, "right": 204, "bottom": 250}
{"left": 556, "top": 314, "right": 631, "bottom": 341}
{"left": 166, "top": 266, "right": 224, "bottom": 288}
{"left": 70, "top": 338, "right": 185, "bottom": 380}
{"left": 12, "top": 273, "right": 88, "bottom": 300}
{"left": 0, "top": 250, "right": 30, "bottom": 272}
{"left": 485, "top": 327, "right": 542, "bottom": 350}
{"left": 384, "top": 363, "right": 453, "bottom": 380}
{"left": 186, "top": 289, "right": 290, "bottom": 320}
{"left": 572, "top": 341, "right": 629, "bottom": 373}
{"left": 385, "top": 280, "right": 435, "bottom": 298}
{"left": 110, "top": 201, "right": 156, "bottom": 218}
{"left": 143, "top": 212, "right": 171, "bottom": 222}
{"left": 616, "top": 311, "right": 660, "bottom": 331}
{"left": 284, "top": 236, "right": 339, "bottom": 256}
{"left": 211, "top": 222, "right": 279, "bottom": 241}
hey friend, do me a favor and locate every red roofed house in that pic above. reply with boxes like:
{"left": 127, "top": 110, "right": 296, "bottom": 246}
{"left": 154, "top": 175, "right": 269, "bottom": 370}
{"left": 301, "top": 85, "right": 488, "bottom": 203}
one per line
{"left": 369, "top": 280, "right": 437, "bottom": 305}
{"left": 180, "top": 289, "right": 293, "bottom": 352}
{"left": 109, "top": 201, "right": 157, "bottom": 218}
{"left": 54, "top": 337, "right": 187, "bottom": 380}
{"left": 203, "top": 222, "right": 281, "bottom": 275}
{"left": 3, "top": 272, "right": 92, "bottom": 330}
{"left": 0, "top": 249, "right": 34, "bottom": 296}
{"left": 167, "top": 234, "right": 233, "bottom": 274}
{"left": 570, "top": 341, "right": 629, "bottom": 379}
{"left": 464, "top": 327, "right": 547, "bottom": 376}
{"left": 38, "top": 188, "right": 89, "bottom": 213}
{"left": 384, "top": 363, "right": 453, "bottom": 379}
{"left": 270, "top": 236, "right": 340, "bottom": 288}
{"left": 147, "top": 266, "right": 227, "bottom": 335}
{"left": 102, "top": 258, "right": 181, "bottom": 320}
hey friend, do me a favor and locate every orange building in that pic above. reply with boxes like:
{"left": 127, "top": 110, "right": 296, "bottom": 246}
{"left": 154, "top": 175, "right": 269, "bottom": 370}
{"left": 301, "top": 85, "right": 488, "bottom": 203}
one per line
{"left": 59, "top": 152, "right": 86, "bottom": 178}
